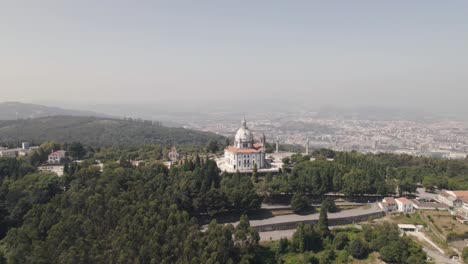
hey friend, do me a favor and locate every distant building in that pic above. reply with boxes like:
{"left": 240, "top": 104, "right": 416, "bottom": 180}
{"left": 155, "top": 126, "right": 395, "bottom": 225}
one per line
{"left": 224, "top": 118, "right": 267, "bottom": 171}
{"left": 437, "top": 190, "right": 464, "bottom": 208}
{"left": 411, "top": 198, "right": 448, "bottom": 210}
{"left": 395, "top": 197, "right": 413, "bottom": 212}
{"left": 168, "top": 146, "right": 180, "bottom": 162}
{"left": 48, "top": 150, "right": 66, "bottom": 164}
{"left": 39, "top": 164, "right": 65, "bottom": 176}
{"left": 22, "top": 142, "right": 30, "bottom": 150}
{"left": 382, "top": 197, "right": 397, "bottom": 211}
{"left": 398, "top": 224, "right": 418, "bottom": 232}
{"left": 0, "top": 149, "right": 19, "bottom": 158}
{"left": 0, "top": 143, "right": 36, "bottom": 158}
{"left": 458, "top": 202, "right": 468, "bottom": 218}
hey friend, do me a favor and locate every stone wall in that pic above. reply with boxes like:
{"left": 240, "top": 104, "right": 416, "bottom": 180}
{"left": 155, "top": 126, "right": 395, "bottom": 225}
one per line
{"left": 253, "top": 211, "right": 385, "bottom": 232}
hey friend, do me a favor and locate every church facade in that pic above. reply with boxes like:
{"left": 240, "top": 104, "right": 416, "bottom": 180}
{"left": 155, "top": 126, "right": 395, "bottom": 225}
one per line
{"left": 224, "top": 118, "right": 267, "bottom": 171}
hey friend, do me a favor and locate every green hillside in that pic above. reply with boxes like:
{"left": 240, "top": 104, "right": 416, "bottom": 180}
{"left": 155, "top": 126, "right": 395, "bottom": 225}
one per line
{"left": 0, "top": 101, "right": 106, "bottom": 120}
{"left": 0, "top": 116, "right": 224, "bottom": 147}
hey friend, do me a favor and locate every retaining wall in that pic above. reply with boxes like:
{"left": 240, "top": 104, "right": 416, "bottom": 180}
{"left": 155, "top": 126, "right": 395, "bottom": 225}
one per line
{"left": 253, "top": 211, "right": 385, "bottom": 232}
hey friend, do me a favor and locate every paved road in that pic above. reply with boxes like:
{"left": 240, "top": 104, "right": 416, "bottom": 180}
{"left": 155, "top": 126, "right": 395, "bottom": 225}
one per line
{"left": 252, "top": 203, "right": 381, "bottom": 227}
{"left": 407, "top": 231, "right": 460, "bottom": 264}
{"left": 261, "top": 201, "right": 364, "bottom": 210}
{"left": 408, "top": 231, "right": 445, "bottom": 254}
{"left": 230, "top": 203, "right": 383, "bottom": 228}
{"left": 259, "top": 224, "right": 362, "bottom": 242}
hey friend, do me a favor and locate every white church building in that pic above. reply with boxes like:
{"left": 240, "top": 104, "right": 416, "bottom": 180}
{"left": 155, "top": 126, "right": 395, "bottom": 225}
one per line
{"left": 224, "top": 118, "right": 267, "bottom": 171}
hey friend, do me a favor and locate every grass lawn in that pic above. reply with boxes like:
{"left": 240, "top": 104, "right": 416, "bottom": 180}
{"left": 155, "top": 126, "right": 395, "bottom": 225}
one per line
{"left": 387, "top": 211, "right": 426, "bottom": 226}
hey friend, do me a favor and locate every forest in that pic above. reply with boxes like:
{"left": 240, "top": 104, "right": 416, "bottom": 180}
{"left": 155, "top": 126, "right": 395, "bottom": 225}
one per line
{"left": 0, "top": 143, "right": 467, "bottom": 263}
{"left": 0, "top": 116, "right": 224, "bottom": 147}
{"left": 264, "top": 149, "right": 468, "bottom": 199}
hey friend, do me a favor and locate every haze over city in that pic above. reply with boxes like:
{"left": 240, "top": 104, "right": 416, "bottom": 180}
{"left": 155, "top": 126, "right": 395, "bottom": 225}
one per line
{"left": 1, "top": 1, "right": 468, "bottom": 116}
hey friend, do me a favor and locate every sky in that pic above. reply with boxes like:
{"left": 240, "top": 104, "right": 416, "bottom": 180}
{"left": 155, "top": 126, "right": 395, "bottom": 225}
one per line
{"left": 1, "top": 1, "right": 468, "bottom": 114}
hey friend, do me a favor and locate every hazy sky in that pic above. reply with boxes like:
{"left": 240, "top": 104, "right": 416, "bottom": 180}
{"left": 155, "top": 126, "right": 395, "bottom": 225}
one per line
{"left": 1, "top": 1, "right": 467, "bottom": 113}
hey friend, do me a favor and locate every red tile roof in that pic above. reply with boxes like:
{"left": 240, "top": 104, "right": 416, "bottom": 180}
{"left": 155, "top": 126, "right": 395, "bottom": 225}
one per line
{"left": 412, "top": 200, "right": 448, "bottom": 208}
{"left": 452, "top": 191, "right": 468, "bottom": 202}
{"left": 50, "top": 150, "right": 66, "bottom": 156}
{"left": 225, "top": 146, "right": 262, "bottom": 154}
{"left": 396, "top": 197, "right": 412, "bottom": 203}
{"left": 383, "top": 197, "right": 396, "bottom": 204}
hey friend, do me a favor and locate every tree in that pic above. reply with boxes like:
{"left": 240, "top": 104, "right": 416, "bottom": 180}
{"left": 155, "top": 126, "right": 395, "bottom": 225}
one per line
{"left": 292, "top": 223, "right": 322, "bottom": 253}
{"left": 234, "top": 215, "right": 260, "bottom": 262}
{"left": 317, "top": 201, "right": 330, "bottom": 237}
{"left": 348, "top": 238, "right": 368, "bottom": 259}
{"left": 290, "top": 193, "right": 309, "bottom": 214}
{"left": 333, "top": 232, "right": 349, "bottom": 250}
{"left": 312, "top": 148, "right": 336, "bottom": 159}
{"left": 463, "top": 247, "right": 468, "bottom": 263}
{"left": 319, "top": 249, "right": 336, "bottom": 264}
{"left": 276, "top": 237, "right": 289, "bottom": 256}
{"left": 323, "top": 198, "right": 338, "bottom": 213}
{"left": 206, "top": 140, "right": 220, "bottom": 153}
{"left": 251, "top": 163, "right": 258, "bottom": 183}
{"left": 67, "top": 142, "right": 86, "bottom": 160}
{"left": 0, "top": 202, "right": 9, "bottom": 239}
{"left": 380, "top": 241, "right": 403, "bottom": 263}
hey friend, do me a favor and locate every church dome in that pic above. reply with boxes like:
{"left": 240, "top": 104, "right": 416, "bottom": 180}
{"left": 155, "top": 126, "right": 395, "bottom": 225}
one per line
{"left": 235, "top": 117, "right": 253, "bottom": 143}
{"left": 235, "top": 126, "right": 253, "bottom": 142}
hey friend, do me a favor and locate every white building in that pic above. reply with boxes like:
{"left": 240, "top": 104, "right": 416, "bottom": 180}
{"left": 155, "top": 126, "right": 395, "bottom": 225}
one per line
{"left": 48, "top": 150, "right": 66, "bottom": 164}
{"left": 39, "top": 164, "right": 65, "bottom": 176}
{"left": 0, "top": 149, "right": 19, "bottom": 158}
{"left": 458, "top": 202, "right": 468, "bottom": 217}
{"left": 168, "top": 146, "right": 180, "bottom": 162}
{"left": 381, "top": 197, "right": 398, "bottom": 212}
{"left": 412, "top": 199, "right": 448, "bottom": 210}
{"left": 0, "top": 143, "right": 35, "bottom": 158}
{"left": 398, "top": 224, "right": 418, "bottom": 232}
{"left": 437, "top": 190, "right": 464, "bottom": 208}
{"left": 395, "top": 197, "right": 414, "bottom": 212}
{"left": 224, "top": 118, "right": 267, "bottom": 171}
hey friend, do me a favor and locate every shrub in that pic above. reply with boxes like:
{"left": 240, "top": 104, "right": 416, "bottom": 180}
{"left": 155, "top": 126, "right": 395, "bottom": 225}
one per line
{"left": 290, "top": 193, "right": 309, "bottom": 214}
{"left": 348, "top": 238, "right": 368, "bottom": 259}
{"left": 334, "top": 232, "right": 350, "bottom": 250}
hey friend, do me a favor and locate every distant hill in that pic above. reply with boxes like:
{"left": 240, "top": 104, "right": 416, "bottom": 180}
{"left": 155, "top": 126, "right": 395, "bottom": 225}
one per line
{"left": 0, "top": 116, "right": 224, "bottom": 147}
{"left": 0, "top": 102, "right": 107, "bottom": 120}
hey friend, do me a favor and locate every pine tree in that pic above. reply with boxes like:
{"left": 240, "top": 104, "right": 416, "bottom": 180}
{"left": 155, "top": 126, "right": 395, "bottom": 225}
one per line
{"left": 290, "top": 193, "right": 309, "bottom": 214}
{"left": 251, "top": 163, "right": 258, "bottom": 182}
{"left": 317, "top": 200, "right": 330, "bottom": 237}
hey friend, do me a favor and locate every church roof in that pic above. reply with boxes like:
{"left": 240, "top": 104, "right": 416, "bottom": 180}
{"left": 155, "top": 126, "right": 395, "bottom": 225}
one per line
{"left": 235, "top": 117, "right": 253, "bottom": 143}
{"left": 225, "top": 146, "right": 262, "bottom": 154}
